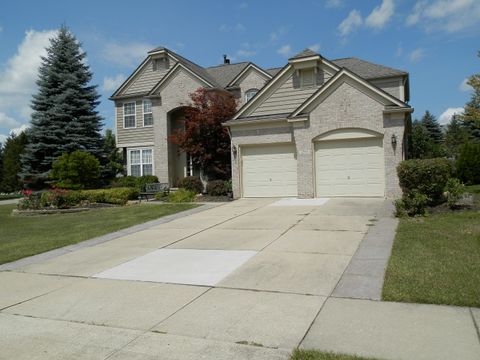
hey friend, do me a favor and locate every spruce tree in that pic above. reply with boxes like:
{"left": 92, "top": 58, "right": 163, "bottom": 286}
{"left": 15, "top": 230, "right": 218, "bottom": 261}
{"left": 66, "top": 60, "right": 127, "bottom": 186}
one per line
{"left": 444, "top": 115, "right": 471, "bottom": 158}
{"left": 420, "top": 110, "right": 443, "bottom": 143}
{"left": 1, "top": 132, "right": 28, "bottom": 192}
{"left": 21, "top": 25, "right": 102, "bottom": 185}
{"left": 0, "top": 142, "right": 4, "bottom": 191}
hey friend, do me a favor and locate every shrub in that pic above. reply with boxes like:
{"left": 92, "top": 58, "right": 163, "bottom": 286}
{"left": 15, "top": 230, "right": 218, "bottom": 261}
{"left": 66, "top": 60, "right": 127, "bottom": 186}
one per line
{"left": 176, "top": 176, "right": 203, "bottom": 193}
{"left": 74, "top": 187, "right": 139, "bottom": 205}
{"left": 443, "top": 178, "right": 466, "bottom": 209}
{"left": 456, "top": 143, "right": 480, "bottom": 185}
{"left": 110, "top": 175, "right": 159, "bottom": 190}
{"left": 167, "top": 189, "right": 196, "bottom": 203}
{"left": 17, "top": 190, "right": 43, "bottom": 210}
{"left": 206, "top": 180, "right": 229, "bottom": 196}
{"left": 39, "top": 188, "right": 71, "bottom": 209}
{"left": 50, "top": 150, "right": 101, "bottom": 190}
{"left": 154, "top": 191, "right": 168, "bottom": 201}
{"left": 135, "top": 175, "right": 159, "bottom": 191}
{"left": 397, "top": 158, "right": 453, "bottom": 204}
{"left": 394, "top": 191, "right": 430, "bottom": 217}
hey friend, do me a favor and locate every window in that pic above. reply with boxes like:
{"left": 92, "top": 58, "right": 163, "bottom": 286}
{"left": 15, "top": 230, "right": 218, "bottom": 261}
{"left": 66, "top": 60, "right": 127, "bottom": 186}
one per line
{"left": 245, "top": 88, "right": 259, "bottom": 102}
{"left": 129, "top": 149, "right": 153, "bottom": 176}
{"left": 300, "top": 69, "right": 315, "bottom": 87}
{"left": 143, "top": 100, "right": 153, "bottom": 127}
{"left": 123, "top": 102, "right": 136, "bottom": 128}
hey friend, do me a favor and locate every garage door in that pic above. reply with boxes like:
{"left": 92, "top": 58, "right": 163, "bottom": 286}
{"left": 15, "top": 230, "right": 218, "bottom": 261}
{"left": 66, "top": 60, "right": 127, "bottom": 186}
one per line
{"left": 242, "top": 144, "right": 297, "bottom": 197}
{"left": 315, "top": 137, "right": 384, "bottom": 197}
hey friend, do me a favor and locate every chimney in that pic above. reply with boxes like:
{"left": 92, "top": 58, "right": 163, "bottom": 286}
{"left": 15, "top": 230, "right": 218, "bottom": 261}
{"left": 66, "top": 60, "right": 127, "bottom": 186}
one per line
{"left": 223, "top": 54, "right": 230, "bottom": 64}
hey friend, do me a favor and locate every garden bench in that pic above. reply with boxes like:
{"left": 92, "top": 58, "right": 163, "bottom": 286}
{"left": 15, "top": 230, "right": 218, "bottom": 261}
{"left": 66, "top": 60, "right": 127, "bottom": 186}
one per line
{"left": 139, "top": 183, "right": 169, "bottom": 202}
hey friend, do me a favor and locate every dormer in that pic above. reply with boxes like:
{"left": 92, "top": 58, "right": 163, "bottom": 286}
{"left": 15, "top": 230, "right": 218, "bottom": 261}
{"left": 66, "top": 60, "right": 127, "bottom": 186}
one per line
{"left": 148, "top": 47, "right": 171, "bottom": 71}
{"left": 288, "top": 49, "right": 324, "bottom": 88}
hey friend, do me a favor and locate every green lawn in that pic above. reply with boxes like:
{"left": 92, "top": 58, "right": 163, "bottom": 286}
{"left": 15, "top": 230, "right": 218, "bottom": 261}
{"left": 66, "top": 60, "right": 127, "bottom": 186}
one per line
{"left": 0, "top": 194, "right": 22, "bottom": 200}
{"left": 290, "top": 349, "right": 380, "bottom": 360}
{"left": 466, "top": 184, "right": 480, "bottom": 194}
{"left": 0, "top": 203, "right": 197, "bottom": 265}
{"left": 382, "top": 210, "right": 480, "bottom": 307}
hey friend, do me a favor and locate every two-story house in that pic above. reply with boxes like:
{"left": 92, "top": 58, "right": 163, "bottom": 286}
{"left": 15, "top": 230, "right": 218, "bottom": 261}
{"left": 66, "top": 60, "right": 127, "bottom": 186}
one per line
{"left": 111, "top": 47, "right": 412, "bottom": 198}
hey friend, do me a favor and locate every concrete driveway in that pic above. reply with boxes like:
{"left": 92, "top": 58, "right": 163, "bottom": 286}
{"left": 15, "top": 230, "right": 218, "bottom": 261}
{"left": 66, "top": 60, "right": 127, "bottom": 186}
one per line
{"left": 1, "top": 198, "right": 479, "bottom": 360}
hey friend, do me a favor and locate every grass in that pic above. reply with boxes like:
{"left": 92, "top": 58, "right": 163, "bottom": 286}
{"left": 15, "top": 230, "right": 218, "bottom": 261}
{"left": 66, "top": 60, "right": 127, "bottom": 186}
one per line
{"left": 0, "top": 194, "right": 22, "bottom": 200}
{"left": 382, "top": 209, "right": 480, "bottom": 307}
{"left": 0, "top": 203, "right": 197, "bottom": 265}
{"left": 466, "top": 184, "right": 480, "bottom": 194}
{"left": 290, "top": 349, "right": 380, "bottom": 360}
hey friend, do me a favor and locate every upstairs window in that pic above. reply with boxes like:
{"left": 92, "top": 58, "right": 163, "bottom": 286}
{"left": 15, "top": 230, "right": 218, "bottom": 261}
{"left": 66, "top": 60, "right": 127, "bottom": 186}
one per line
{"left": 123, "top": 102, "right": 136, "bottom": 128}
{"left": 245, "top": 88, "right": 259, "bottom": 102}
{"left": 300, "top": 69, "right": 315, "bottom": 87}
{"left": 143, "top": 99, "right": 153, "bottom": 127}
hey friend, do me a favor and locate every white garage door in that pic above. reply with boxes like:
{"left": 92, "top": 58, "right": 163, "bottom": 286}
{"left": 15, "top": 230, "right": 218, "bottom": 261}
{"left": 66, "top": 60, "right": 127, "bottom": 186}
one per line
{"left": 315, "top": 137, "right": 384, "bottom": 197}
{"left": 242, "top": 144, "right": 297, "bottom": 197}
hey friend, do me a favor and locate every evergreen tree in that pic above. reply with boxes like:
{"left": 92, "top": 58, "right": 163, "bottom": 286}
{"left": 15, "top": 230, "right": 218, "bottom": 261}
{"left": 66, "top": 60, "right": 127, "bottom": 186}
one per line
{"left": 21, "top": 25, "right": 103, "bottom": 185}
{"left": 410, "top": 120, "right": 432, "bottom": 159}
{"left": 100, "top": 129, "right": 123, "bottom": 181}
{"left": 461, "top": 51, "right": 480, "bottom": 140}
{"left": 444, "top": 115, "right": 471, "bottom": 158}
{"left": 420, "top": 110, "right": 443, "bottom": 143}
{"left": 0, "top": 142, "right": 4, "bottom": 190}
{"left": 1, "top": 132, "right": 28, "bottom": 192}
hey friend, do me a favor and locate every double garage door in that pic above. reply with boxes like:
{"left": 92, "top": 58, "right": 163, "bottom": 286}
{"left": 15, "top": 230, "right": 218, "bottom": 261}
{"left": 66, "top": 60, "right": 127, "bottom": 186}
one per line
{"left": 241, "top": 138, "right": 384, "bottom": 198}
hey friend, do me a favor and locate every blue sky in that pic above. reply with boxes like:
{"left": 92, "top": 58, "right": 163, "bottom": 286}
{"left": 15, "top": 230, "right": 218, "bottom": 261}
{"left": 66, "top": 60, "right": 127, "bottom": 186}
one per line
{"left": 0, "top": 0, "right": 479, "bottom": 143}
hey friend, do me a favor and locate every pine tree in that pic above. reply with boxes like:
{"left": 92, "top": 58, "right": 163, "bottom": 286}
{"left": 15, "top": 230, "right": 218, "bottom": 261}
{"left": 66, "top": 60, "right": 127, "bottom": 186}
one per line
{"left": 100, "top": 129, "right": 123, "bottom": 182}
{"left": 21, "top": 25, "right": 103, "bottom": 185}
{"left": 0, "top": 142, "right": 4, "bottom": 191}
{"left": 410, "top": 120, "right": 432, "bottom": 159}
{"left": 421, "top": 110, "right": 443, "bottom": 143}
{"left": 1, "top": 132, "right": 28, "bottom": 192}
{"left": 444, "top": 115, "right": 471, "bottom": 158}
{"left": 461, "top": 51, "right": 480, "bottom": 140}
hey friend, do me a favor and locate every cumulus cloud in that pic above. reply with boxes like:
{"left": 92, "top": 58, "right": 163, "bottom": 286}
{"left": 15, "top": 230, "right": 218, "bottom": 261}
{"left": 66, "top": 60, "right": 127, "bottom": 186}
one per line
{"left": 408, "top": 48, "right": 425, "bottom": 62}
{"left": 238, "top": 2, "right": 248, "bottom": 9}
{"left": 338, "top": 10, "right": 363, "bottom": 36}
{"left": 308, "top": 44, "right": 321, "bottom": 52}
{"left": 439, "top": 107, "right": 464, "bottom": 125}
{"left": 0, "top": 29, "right": 56, "bottom": 140}
{"left": 325, "top": 0, "right": 343, "bottom": 8}
{"left": 277, "top": 45, "right": 292, "bottom": 57}
{"left": 459, "top": 78, "right": 472, "bottom": 92}
{"left": 102, "top": 74, "right": 126, "bottom": 92}
{"left": 365, "top": 0, "right": 395, "bottom": 29}
{"left": 101, "top": 41, "right": 154, "bottom": 68}
{"left": 270, "top": 26, "right": 287, "bottom": 41}
{"left": 406, "top": 0, "right": 480, "bottom": 33}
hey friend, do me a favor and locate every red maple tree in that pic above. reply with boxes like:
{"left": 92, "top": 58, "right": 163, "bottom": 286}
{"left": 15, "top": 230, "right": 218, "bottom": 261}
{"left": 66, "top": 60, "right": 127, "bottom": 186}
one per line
{"left": 168, "top": 88, "right": 237, "bottom": 180}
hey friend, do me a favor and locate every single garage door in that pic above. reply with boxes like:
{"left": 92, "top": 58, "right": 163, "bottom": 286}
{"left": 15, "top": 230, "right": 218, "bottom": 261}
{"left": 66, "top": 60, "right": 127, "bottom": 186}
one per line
{"left": 315, "top": 137, "right": 384, "bottom": 197}
{"left": 242, "top": 144, "right": 297, "bottom": 197}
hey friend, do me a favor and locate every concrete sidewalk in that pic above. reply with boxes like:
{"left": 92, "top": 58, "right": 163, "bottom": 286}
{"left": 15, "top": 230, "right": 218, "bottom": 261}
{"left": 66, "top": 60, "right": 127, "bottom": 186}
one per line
{"left": 1, "top": 198, "right": 479, "bottom": 360}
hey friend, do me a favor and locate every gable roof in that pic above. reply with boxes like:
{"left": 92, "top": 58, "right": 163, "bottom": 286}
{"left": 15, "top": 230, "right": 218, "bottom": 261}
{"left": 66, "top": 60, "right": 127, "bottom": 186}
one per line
{"left": 331, "top": 57, "right": 407, "bottom": 79}
{"left": 205, "top": 62, "right": 250, "bottom": 88}
{"left": 289, "top": 48, "right": 319, "bottom": 60}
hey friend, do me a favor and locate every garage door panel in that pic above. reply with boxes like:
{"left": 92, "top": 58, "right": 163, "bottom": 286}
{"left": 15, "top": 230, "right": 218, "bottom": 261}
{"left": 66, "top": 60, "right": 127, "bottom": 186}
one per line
{"left": 315, "top": 137, "right": 385, "bottom": 197}
{"left": 242, "top": 144, "right": 298, "bottom": 197}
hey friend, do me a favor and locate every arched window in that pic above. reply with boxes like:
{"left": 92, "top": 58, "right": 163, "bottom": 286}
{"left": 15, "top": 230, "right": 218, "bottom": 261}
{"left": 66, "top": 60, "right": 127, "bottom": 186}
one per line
{"left": 245, "top": 88, "right": 259, "bottom": 102}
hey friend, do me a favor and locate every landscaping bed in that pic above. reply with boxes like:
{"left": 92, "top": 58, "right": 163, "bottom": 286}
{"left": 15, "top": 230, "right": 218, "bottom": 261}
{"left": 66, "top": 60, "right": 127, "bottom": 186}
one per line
{"left": 0, "top": 203, "right": 197, "bottom": 265}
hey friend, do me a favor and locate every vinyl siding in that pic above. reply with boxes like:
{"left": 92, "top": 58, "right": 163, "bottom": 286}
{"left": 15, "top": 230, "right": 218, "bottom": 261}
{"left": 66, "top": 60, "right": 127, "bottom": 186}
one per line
{"left": 116, "top": 100, "right": 154, "bottom": 145}
{"left": 370, "top": 78, "right": 401, "bottom": 100}
{"left": 122, "top": 57, "right": 177, "bottom": 95}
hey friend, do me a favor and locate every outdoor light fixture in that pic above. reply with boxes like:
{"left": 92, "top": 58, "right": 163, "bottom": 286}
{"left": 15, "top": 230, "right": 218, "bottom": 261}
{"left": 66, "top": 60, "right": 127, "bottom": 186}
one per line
{"left": 391, "top": 134, "right": 397, "bottom": 146}
{"left": 232, "top": 145, "right": 238, "bottom": 157}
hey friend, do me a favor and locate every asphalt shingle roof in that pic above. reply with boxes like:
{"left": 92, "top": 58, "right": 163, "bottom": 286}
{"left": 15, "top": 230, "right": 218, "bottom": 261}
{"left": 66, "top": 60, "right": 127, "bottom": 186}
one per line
{"left": 290, "top": 48, "right": 319, "bottom": 59}
{"left": 331, "top": 57, "right": 407, "bottom": 79}
{"left": 205, "top": 62, "right": 250, "bottom": 88}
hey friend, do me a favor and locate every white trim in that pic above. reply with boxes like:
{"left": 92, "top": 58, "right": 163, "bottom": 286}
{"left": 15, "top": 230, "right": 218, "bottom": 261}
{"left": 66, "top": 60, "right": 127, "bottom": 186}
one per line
{"left": 244, "top": 88, "right": 259, "bottom": 103}
{"left": 142, "top": 99, "right": 153, "bottom": 127}
{"left": 291, "top": 69, "right": 408, "bottom": 117}
{"left": 117, "top": 141, "right": 154, "bottom": 148}
{"left": 114, "top": 106, "right": 119, "bottom": 146}
{"left": 126, "top": 147, "right": 154, "bottom": 177}
{"left": 123, "top": 101, "right": 136, "bottom": 129}
{"left": 232, "top": 64, "right": 292, "bottom": 120}
{"left": 227, "top": 63, "right": 272, "bottom": 87}
{"left": 289, "top": 55, "right": 321, "bottom": 63}
{"left": 112, "top": 58, "right": 149, "bottom": 97}
{"left": 149, "top": 62, "right": 213, "bottom": 95}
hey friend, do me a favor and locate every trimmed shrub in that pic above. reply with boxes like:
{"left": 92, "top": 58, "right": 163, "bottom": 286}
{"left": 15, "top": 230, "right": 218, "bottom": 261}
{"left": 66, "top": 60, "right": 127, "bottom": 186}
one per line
{"left": 206, "top": 180, "right": 229, "bottom": 196}
{"left": 444, "top": 178, "right": 466, "bottom": 209}
{"left": 50, "top": 150, "right": 100, "bottom": 189}
{"left": 110, "top": 175, "right": 159, "bottom": 190}
{"left": 394, "top": 191, "right": 430, "bottom": 217}
{"left": 66, "top": 187, "right": 139, "bottom": 206}
{"left": 167, "top": 189, "right": 196, "bottom": 203}
{"left": 397, "top": 158, "right": 453, "bottom": 204}
{"left": 135, "top": 175, "right": 159, "bottom": 191}
{"left": 176, "top": 176, "right": 203, "bottom": 193}
{"left": 456, "top": 143, "right": 480, "bottom": 185}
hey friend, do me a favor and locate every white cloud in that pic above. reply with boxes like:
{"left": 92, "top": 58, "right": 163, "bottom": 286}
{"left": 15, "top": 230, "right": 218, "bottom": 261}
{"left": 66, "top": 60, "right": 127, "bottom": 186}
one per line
{"left": 277, "top": 45, "right": 292, "bottom": 57}
{"left": 239, "top": 2, "right": 248, "bottom": 9}
{"left": 0, "top": 29, "right": 56, "bottom": 139}
{"left": 101, "top": 42, "right": 154, "bottom": 68}
{"left": 408, "top": 48, "right": 425, "bottom": 62}
{"left": 236, "top": 49, "right": 256, "bottom": 58}
{"left": 10, "top": 124, "right": 29, "bottom": 136}
{"left": 218, "top": 23, "right": 247, "bottom": 33}
{"left": 270, "top": 26, "right": 287, "bottom": 41}
{"left": 439, "top": 107, "right": 464, "bottom": 125}
{"left": 102, "top": 74, "right": 126, "bottom": 92}
{"left": 459, "top": 78, "right": 472, "bottom": 92}
{"left": 365, "top": 0, "right": 395, "bottom": 29}
{"left": 338, "top": 10, "right": 363, "bottom": 36}
{"left": 325, "top": 0, "right": 343, "bottom": 8}
{"left": 0, "top": 134, "right": 7, "bottom": 145}
{"left": 308, "top": 44, "right": 321, "bottom": 52}
{"left": 406, "top": 0, "right": 480, "bottom": 33}
{"left": 235, "top": 23, "right": 246, "bottom": 32}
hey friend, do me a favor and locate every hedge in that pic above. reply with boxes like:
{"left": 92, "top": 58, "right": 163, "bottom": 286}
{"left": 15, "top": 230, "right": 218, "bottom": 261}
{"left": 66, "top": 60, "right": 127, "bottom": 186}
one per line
{"left": 176, "top": 176, "right": 203, "bottom": 193}
{"left": 111, "top": 175, "right": 159, "bottom": 190}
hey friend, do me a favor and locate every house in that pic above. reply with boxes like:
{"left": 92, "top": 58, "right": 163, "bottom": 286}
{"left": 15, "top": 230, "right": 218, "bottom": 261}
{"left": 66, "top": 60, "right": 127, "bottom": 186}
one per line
{"left": 110, "top": 47, "right": 412, "bottom": 199}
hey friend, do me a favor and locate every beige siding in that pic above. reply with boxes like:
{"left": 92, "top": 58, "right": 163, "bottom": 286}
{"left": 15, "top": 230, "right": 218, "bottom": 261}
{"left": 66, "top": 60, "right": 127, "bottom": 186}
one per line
{"left": 235, "top": 69, "right": 270, "bottom": 108}
{"left": 251, "top": 75, "right": 318, "bottom": 116}
{"left": 116, "top": 100, "right": 154, "bottom": 145}
{"left": 121, "top": 57, "right": 177, "bottom": 95}
{"left": 370, "top": 78, "right": 401, "bottom": 100}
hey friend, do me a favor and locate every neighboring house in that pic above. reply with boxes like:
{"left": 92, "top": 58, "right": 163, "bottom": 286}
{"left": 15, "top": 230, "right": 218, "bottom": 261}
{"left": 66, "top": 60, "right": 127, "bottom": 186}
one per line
{"left": 111, "top": 47, "right": 412, "bottom": 199}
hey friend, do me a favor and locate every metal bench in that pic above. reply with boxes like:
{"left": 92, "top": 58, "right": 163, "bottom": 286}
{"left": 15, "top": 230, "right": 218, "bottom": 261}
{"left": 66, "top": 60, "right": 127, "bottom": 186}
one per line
{"left": 139, "top": 183, "right": 169, "bottom": 202}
